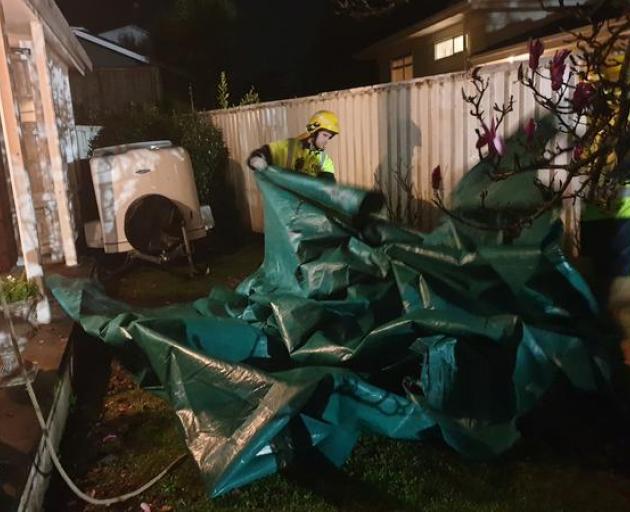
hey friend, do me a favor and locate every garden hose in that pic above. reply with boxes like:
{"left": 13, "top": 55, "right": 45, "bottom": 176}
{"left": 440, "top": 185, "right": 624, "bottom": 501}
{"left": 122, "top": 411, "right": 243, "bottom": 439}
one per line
{"left": 0, "top": 291, "right": 187, "bottom": 507}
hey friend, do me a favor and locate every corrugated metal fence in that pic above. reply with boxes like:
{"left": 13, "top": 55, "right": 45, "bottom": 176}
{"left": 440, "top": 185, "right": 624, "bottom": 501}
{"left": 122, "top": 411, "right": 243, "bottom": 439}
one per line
{"left": 207, "top": 61, "right": 579, "bottom": 249}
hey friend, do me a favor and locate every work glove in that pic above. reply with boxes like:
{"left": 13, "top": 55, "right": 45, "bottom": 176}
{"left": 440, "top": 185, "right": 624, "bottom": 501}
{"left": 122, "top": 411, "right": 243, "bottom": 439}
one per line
{"left": 249, "top": 155, "right": 268, "bottom": 171}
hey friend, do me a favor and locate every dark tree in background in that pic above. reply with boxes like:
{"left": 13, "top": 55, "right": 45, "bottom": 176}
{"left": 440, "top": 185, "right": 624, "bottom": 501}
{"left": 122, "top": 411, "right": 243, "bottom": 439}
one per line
{"left": 332, "top": 0, "right": 409, "bottom": 18}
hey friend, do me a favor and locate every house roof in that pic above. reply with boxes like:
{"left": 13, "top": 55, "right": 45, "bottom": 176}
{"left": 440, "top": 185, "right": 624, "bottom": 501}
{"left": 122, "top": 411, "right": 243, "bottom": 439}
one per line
{"left": 72, "top": 28, "right": 149, "bottom": 64}
{"left": 355, "top": 0, "right": 595, "bottom": 61}
{"left": 14, "top": 0, "right": 92, "bottom": 73}
{"left": 356, "top": 1, "right": 468, "bottom": 59}
{"left": 471, "top": 17, "right": 628, "bottom": 67}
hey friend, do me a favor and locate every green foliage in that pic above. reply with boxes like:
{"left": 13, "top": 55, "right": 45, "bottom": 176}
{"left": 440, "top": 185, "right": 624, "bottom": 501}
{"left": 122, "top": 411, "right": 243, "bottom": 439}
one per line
{"left": 240, "top": 85, "right": 260, "bottom": 106}
{"left": 0, "top": 273, "right": 39, "bottom": 304}
{"left": 90, "top": 106, "right": 228, "bottom": 207}
{"left": 175, "top": 114, "right": 229, "bottom": 207}
{"left": 216, "top": 71, "right": 261, "bottom": 109}
{"left": 216, "top": 71, "right": 230, "bottom": 110}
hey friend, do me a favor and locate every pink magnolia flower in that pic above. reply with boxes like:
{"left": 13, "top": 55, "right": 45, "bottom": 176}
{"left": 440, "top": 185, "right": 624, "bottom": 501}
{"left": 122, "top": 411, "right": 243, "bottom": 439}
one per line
{"left": 431, "top": 165, "right": 442, "bottom": 191}
{"left": 571, "top": 82, "right": 596, "bottom": 112}
{"left": 573, "top": 144, "right": 583, "bottom": 160}
{"left": 476, "top": 118, "right": 506, "bottom": 156}
{"left": 528, "top": 39, "right": 544, "bottom": 70}
{"left": 523, "top": 118, "right": 537, "bottom": 144}
{"left": 550, "top": 49, "right": 571, "bottom": 91}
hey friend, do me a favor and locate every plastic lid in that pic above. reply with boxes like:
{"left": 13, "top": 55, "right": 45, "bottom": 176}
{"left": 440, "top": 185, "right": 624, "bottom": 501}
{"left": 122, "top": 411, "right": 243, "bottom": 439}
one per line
{"left": 92, "top": 140, "right": 173, "bottom": 158}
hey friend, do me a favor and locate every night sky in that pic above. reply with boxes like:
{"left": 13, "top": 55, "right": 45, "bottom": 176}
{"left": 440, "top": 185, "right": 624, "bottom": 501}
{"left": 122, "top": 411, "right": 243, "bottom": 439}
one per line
{"left": 55, "top": 0, "right": 457, "bottom": 107}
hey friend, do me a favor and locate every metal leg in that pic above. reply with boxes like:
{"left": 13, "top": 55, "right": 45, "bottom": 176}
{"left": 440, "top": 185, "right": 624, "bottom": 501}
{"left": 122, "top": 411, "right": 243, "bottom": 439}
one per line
{"left": 181, "top": 223, "right": 195, "bottom": 276}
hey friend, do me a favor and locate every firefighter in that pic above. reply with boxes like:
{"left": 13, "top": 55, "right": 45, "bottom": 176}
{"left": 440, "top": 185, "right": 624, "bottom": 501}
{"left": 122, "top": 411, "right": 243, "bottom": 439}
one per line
{"left": 247, "top": 110, "right": 339, "bottom": 181}
{"left": 579, "top": 56, "right": 630, "bottom": 363}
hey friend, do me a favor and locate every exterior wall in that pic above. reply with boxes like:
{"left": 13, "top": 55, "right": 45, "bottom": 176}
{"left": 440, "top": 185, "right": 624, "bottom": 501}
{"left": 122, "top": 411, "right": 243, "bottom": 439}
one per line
{"left": 9, "top": 44, "right": 63, "bottom": 262}
{"left": 48, "top": 49, "right": 81, "bottom": 251}
{"left": 0, "top": 0, "right": 89, "bottom": 323}
{"left": 0, "top": 36, "right": 81, "bottom": 267}
{"left": 413, "top": 23, "right": 467, "bottom": 78}
{"left": 207, "top": 60, "right": 580, "bottom": 254}
{"left": 69, "top": 65, "right": 162, "bottom": 122}
{"left": 3, "top": 42, "right": 80, "bottom": 264}
{"left": 374, "top": 22, "right": 466, "bottom": 81}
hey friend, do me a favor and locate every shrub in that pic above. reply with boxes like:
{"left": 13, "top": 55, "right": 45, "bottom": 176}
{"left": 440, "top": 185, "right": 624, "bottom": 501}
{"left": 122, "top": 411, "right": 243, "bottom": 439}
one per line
{"left": 0, "top": 274, "right": 39, "bottom": 304}
{"left": 90, "top": 106, "right": 229, "bottom": 207}
{"left": 217, "top": 71, "right": 230, "bottom": 110}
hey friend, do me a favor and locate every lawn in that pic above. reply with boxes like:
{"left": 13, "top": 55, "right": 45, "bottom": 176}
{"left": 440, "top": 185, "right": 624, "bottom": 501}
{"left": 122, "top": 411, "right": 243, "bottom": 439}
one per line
{"left": 44, "top": 235, "right": 630, "bottom": 512}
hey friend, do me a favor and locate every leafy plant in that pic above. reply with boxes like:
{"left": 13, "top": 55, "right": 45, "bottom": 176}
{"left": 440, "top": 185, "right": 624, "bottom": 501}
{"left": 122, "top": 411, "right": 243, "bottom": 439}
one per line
{"left": 217, "top": 71, "right": 230, "bottom": 109}
{"left": 0, "top": 273, "right": 39, "bottom": 304}
{"left": 240, "top": 85, "right": 260, "bottom": 106}
{"left": 217, "top": 72, "right": 261, "bottom": 109}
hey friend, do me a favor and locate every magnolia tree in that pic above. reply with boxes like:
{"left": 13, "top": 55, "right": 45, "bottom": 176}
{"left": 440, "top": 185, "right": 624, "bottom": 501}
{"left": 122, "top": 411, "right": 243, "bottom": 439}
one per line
{"left": 432, "top": 0, "right": 630, "bottom": 232}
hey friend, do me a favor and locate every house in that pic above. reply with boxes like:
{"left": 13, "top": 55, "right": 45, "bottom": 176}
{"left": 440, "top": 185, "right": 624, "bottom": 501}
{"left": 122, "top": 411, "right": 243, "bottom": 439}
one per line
{"left": 357, "top": 0, "right": 590, "bottom": 83}
{"left": 69, "top": 27, "right": 162, "bottom": 124}
{"left": 0, "top": 0, "right": 91, "bottom": 321}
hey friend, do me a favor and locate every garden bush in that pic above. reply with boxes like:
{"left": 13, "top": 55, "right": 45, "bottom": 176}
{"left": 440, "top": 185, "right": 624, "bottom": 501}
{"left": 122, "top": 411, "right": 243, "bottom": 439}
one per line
{"left": 91, "top": 107, "right": 236, "bottom": 234}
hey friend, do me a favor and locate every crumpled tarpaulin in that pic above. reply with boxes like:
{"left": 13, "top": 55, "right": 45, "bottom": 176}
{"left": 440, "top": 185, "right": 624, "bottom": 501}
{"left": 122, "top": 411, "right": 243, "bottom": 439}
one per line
{"left": 48, "top": 152, "right": 617, "bottom": 497}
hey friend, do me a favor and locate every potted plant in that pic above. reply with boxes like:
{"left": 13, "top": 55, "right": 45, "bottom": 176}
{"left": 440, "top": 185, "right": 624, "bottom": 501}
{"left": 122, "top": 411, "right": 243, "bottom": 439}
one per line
{"left": 0, "top": 273, "right": 40, "bottom": 384}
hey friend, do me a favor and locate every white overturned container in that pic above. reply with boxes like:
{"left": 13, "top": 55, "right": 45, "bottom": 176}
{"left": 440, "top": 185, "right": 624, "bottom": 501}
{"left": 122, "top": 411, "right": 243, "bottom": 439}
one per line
{"left": 86, "top": 140, "right": 207, "bottom": 253}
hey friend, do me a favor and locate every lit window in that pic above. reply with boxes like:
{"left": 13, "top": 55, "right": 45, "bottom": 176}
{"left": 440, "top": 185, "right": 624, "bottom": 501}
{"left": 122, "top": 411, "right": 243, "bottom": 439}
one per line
{"left": 435, "top": 34, "right": 465, "bottom": 60}
{"left": 435, "top": 39, "right": 453, "bottom": 60}
{"left": 390, "top": 54, "right": 413, "bottom": 82}
{"left": 453, "top": 35, "right": 465, "bottom": 53}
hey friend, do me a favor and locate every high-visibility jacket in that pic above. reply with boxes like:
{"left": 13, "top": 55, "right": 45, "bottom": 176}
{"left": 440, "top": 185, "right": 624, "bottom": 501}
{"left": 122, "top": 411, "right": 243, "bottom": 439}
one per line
{"left": 266, "top": 138, "right": 335, "bottom": 178}
{"left": 582, "top": 183, "right": 630, "bottom": 221}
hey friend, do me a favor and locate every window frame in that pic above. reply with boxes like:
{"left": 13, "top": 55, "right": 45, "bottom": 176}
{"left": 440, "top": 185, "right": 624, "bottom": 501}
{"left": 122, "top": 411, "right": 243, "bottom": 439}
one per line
{"left": 434, "top": 34, "right": 465, "bottom": 61}
{"left": 390, "top": 54, "right": 413, "bottom": 82}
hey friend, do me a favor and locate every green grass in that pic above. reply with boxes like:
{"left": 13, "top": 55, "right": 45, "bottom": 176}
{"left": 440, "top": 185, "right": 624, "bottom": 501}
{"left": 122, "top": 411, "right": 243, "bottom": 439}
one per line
{"left": 49, "top": 368, "right": 630, "bottom": 512}
{"left": 102, "top": 235, "right": 264, "bottom": 306}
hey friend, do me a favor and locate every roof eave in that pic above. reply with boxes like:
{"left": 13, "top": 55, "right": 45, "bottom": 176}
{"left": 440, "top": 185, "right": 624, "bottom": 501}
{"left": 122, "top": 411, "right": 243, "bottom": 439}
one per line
{"left": 24, "top": 0, "right": 92, "bottom": 74}
{"left": 73, "top": 29, "right": 150, "bottom": 65}
{"left": 470, "top": 18, "right": 626, "bottom": 67}
{"left": 356, "top": 1, "right": 469, "bottom": 60}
